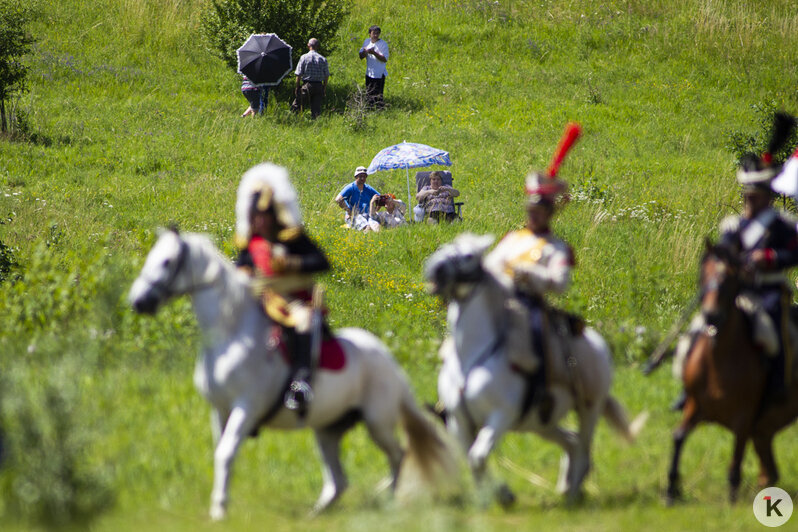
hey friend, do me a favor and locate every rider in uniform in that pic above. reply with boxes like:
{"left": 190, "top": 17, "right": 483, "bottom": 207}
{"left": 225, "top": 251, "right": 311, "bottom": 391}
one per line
{"left": 718, "top": 153, "right": 798, "bottom": 403}
{"left": 234, "top": 163, "right": 330, "bottom": 412}
{"left": 483, "top": 126, "right": 581, "bottom": 422}
{"left": 671, "top": 113, "right": 798, "bottom": 409}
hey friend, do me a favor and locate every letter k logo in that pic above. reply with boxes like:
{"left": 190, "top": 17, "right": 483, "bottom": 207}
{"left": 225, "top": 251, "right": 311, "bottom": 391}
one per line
{"left": 765, "top": 496, "right": 784, "bottom": 517}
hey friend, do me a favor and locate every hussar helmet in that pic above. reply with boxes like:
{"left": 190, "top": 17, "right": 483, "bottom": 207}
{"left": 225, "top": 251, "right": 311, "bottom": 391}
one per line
{"left": 737, "top": 112, "right": 796, "bottom": 192}
{"left": 235, "top": 163, "right": 303, "bottom": 248}
{"left": 526, "top": 122, "right": 581, "bottom": 206}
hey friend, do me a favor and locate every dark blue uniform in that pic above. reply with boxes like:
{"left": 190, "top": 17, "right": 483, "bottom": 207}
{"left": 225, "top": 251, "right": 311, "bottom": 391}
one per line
{"left": 719, "top": 209, "right": 798, "bottom": 396}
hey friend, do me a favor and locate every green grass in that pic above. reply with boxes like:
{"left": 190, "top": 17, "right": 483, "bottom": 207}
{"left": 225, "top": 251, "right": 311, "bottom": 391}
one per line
{"left": 2, "top": 0, "right": 798, "bottom": 529}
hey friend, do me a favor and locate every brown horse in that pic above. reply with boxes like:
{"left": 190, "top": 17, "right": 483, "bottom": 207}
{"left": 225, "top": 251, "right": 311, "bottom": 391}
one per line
{"left": 667, "top": 241, "right": 798, "bottom": 504}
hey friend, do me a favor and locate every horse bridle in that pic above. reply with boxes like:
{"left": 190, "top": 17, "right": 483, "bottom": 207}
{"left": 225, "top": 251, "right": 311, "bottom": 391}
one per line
{"left": 699, "top": 254, "right": 737, "bottom": 331}
{"left": 142, "top": 238, "right": 191, "bottom": 300}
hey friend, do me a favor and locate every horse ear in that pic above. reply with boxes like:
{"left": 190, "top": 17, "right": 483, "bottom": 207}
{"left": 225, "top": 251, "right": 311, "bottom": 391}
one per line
{"left": 168, "top": 222, "right": 180, "bottom": 235}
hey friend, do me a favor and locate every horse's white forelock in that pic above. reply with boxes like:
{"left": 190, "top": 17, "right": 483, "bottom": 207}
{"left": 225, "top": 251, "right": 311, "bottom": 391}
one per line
{"left": 235, "top": 163, "right": 302, "bottom": 243}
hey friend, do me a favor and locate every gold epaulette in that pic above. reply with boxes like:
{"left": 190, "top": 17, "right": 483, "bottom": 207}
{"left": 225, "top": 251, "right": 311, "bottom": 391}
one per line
{"left": 278, "top": 227, "right": 303, "bottom": 242}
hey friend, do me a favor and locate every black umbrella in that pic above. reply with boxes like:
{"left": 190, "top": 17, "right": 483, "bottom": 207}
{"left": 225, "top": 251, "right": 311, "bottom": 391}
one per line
{"left": 236, "top": 33, "right": 293, "bottom": 86}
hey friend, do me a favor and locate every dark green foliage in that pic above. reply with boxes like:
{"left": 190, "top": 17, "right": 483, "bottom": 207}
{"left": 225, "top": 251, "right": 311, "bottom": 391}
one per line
{"left": 726, "top": 101, "right": 798, "bottom": 164}
{"left": 200, "top": 0, "right": 349, "bottom": 71}
{"left": 0, "top": 0, "right": 37, "bottom": 133}
{"left": 0, "top": 240, "right": 16, "bottom": 283}
{"left": 0, "top": 366, "right": 113, "bottom": 526}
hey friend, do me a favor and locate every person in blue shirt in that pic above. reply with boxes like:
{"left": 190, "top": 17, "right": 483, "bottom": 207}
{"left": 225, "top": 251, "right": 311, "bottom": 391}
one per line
{"left": 334, "top": 166, "right": 380, "bottom": 230}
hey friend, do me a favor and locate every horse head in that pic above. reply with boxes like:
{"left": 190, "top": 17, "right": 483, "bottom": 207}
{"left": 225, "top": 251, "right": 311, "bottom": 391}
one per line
{"left": 129, "top": 227, "right": 192, "bottom": 314}
{"left": 425, "top": 233, "right": 495, "bottom": 301}
{"left": 699, "top": 238, "right": 742, "bottom": 328}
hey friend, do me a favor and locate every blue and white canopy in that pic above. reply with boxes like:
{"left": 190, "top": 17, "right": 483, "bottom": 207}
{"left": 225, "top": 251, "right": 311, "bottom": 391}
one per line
{"left": 366, "top": 142, "right": 452, "bottom": 174}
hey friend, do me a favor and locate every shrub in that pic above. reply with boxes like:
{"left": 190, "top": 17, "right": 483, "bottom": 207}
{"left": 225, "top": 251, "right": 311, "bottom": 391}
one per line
{"left": 200, "top": 0, "right": 350, "bottom": 71}
{"left": 0, "top": 359, "right": 113, "bottom": 526}
{"left": 0, "top": 240, "right": 17, "bottom": 284}
{"left": 726, "top": 100, "right": 798, "bottom": 164}
{"left": 0, "top": 0, "right": 37, "bottom": 134}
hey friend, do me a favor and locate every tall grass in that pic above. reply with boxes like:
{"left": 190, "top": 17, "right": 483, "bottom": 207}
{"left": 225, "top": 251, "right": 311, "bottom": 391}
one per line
{"left": 2, "top": 0, "right": 798, "bottom": 528}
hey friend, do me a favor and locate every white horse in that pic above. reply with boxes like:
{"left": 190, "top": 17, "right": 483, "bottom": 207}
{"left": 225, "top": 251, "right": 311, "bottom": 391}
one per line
{"left": 129, "top": 229, "right": 453, "bottom": 520}
{"left": 425, "top": 233, "right": 645, "bottom": 504}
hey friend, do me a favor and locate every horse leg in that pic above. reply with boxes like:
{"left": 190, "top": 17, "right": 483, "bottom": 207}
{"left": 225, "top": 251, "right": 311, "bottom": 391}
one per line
{"left": 311, "top": 427, "right": 349, "bottom": 514}
{"left": 752, "top": 433, "right": 779, "bottom": 488}
{"left": 468, "top": 411, "right": 516, "bottom": 507}
{"left": 728, "top": 433, "right": 748, "bottom": 503}
{"left": 468, "top": 411, "right": 511, "bottom": 480}
{"left": 566, "top": 403, "right": 603, "bottom": 504}
{"left": 536, "top": 425, "right": 579, "bottom": 496}
{"left": 209, "top": 404, "right": 258, "bottom": 520}
{"left": 666, "top": 400, "right": 699, "bottom": 505}
{"left": 364, "top": 417, "right": 404, "bottom": 491}
{"left": 210, "top": 407, "right": 229, "bottom": 447}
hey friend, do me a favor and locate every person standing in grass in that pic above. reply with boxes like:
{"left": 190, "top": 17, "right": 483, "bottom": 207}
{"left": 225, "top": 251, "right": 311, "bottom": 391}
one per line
{"left": 334, "top": 166, "right": 381, "bottom": 230}
{"left": 293, "top": 38, "right": 330, "bottom": 119}
{"left": 358, "top": 25, "right": 389, "bottom": 110}
{"left": 241, "top": 75, "right": 267, "bottom": 117}
{"left": 234, "top": 163, "right": 330, "bottom": 413}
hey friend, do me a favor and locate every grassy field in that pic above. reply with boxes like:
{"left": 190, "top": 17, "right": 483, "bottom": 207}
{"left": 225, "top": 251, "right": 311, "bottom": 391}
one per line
{"left": 1, "top": 0, "right": 798, "bottom": 529}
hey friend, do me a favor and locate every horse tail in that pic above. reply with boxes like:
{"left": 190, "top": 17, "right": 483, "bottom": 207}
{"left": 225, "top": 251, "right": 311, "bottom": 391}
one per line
{"left": 603, "top": 395, "right": 648, "bottom": 443}
{"left": 396, "top": 390, "right": 459, "bottom": 498}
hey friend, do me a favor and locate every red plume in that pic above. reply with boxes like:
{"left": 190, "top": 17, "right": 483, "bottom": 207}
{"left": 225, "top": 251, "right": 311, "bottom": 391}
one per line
{"left": 547, "top": 122, "right": 582, "bottom": 178}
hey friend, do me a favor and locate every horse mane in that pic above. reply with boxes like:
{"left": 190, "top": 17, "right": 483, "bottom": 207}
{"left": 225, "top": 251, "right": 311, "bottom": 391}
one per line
{"left": 181, "top": 233, "right": 255, "bottom": 321}
{"left": 701, "top": 241, "right": 740, "bottom": 269}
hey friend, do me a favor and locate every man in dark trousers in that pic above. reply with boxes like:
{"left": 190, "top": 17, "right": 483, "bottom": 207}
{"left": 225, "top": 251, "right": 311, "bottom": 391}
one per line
{"left": 294, "top": 38, "right": 329, "bottom": 119}
{"left": 358, "top": 25, "right": 389, "bottom": 110}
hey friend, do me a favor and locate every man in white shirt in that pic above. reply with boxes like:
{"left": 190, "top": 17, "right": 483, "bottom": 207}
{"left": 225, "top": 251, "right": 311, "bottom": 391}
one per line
{"left": 358, "top": 25, "right": 389, "bottom": 110}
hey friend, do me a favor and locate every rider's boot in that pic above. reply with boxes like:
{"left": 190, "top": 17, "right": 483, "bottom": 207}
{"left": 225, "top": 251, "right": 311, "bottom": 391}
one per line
{"left": 285, "top": 331, "right": 314, "bottom": 414}
{"left": 670, "top": 390, "right": 687, "bottom": 411}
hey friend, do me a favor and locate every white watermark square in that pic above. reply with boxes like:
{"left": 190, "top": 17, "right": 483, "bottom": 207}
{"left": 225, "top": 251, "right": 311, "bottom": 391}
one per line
{"left": 753, "top": 487, "right": 793, "bottom": 527}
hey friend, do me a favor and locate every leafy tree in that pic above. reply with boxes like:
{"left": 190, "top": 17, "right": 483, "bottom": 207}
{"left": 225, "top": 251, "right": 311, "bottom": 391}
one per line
{"left": 200, "top": 0, "right": 349, "bottom": 71}
{"left": 0, "top": 0, "right": 36, "bottom": 134}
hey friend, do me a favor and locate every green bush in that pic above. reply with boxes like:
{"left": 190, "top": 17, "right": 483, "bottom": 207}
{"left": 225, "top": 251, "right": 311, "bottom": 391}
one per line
{"left": 0, "top": 361, "right": 113, "bottom": 526}
{"left": 726, "top": 100, "right": 798, "bottom": 164}
{"left": 200, "top": 0, "right": 350, "bottom": 71}
{"left": 0, "top": 240, "right": 17, "bottom": 284}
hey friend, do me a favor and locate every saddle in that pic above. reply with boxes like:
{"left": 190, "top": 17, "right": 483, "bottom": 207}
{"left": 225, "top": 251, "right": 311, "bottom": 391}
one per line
{"left": 268, "top": 325, "right": 347, "bottom": 372}
{"left": 549, "top": 307, "right": 586, "bottom": 337}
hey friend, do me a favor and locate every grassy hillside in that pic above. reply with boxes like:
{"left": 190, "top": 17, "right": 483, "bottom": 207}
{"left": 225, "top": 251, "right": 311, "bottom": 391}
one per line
{"left": 1, "top": 0, "right": 798, "bottom": 529}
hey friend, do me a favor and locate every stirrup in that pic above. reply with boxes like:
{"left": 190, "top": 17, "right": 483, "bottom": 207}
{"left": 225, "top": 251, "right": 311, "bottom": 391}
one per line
{"left": 284, "top": 379, "right": 313, "bottom": 410}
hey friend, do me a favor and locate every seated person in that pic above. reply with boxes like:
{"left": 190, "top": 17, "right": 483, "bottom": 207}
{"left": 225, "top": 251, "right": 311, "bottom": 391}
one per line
{"left": 334, "top": 166, "right": 380, "bottom": 230}
{"left": 416, "top": 170, "right": 460, "bottom": 223}
{"left": 368, "top": 193, "right": 406, "bottom": 232}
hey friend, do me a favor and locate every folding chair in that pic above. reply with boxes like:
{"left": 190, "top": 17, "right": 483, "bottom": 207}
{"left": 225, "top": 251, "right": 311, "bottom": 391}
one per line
{"left": 414, "top": 170, "right": 464, "bottom": 221}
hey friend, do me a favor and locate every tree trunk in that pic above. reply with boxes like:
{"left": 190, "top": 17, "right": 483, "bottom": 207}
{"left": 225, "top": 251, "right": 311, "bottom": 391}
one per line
{"left": 0, "top": 98, "right": 6, "bottom": 133}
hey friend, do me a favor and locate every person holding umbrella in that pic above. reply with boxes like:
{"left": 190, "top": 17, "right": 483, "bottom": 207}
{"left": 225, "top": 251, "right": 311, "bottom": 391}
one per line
{"left": 241, "top": 74, "right": 267, "bottom": 117}
{"left": 293, "top": 38, "right": 329, "bottom": 119}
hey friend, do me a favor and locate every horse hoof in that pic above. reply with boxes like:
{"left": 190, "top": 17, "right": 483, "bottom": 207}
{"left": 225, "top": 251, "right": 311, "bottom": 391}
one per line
{"left": 210, "top": 504, "right": 227, "bottom": 521}
{"left": 496, "top": 484, "right": 516, "bottom": 509}
{"left": 665, "top": 490, "right": 682, "bottom": 507}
